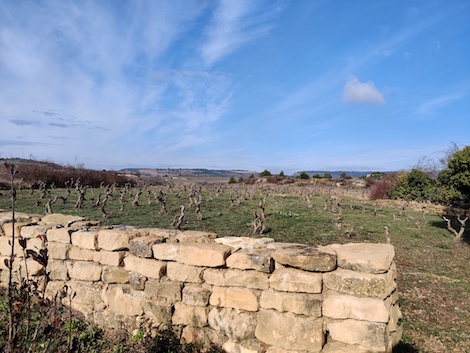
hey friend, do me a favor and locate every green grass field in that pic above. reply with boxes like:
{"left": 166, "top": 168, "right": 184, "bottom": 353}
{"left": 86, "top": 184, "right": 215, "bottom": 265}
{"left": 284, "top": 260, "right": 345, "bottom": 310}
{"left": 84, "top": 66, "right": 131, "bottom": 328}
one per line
{"left": 1, "top": 183, "right": 469, "bottom": 352}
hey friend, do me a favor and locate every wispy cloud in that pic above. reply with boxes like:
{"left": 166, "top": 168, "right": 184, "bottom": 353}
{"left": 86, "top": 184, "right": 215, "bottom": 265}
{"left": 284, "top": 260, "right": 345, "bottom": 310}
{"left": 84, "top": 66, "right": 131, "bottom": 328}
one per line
{"left": 200, "top": 0, "right": 282, "bottom": 66}
{"left": 417, "top": 93, "right": 466, "bottom": 115}
{"left": 343, "top": 76, "right": 385, "bottom": 104}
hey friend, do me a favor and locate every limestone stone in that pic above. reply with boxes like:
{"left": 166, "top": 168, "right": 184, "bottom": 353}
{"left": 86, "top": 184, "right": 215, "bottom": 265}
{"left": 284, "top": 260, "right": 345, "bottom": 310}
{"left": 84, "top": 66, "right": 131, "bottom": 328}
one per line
{"left": 0, "top": 212, "right": 33, "bottom": 224}
{"left": 47, "top": 228, "right": 71, "bottom": 243}
{"left": 103, "top": 285, "right": 144, "bottom": 316}
{"left": 269, "top": 268, "right": 322, "bottom": 294}
{"left": 97, "top": 229, "right": 130, "bottom": 251}
{"left": 2, "top": 222, "right": 30, "bottom": 239}
{"left": 0, "top": 236, "right": 17, "bottom": 256}
{"left": 142, "top": 300, "right": 172, "bottom": 325}
{"left": 223, "top": 339, "right": 267, "bottom": 353}
{"left": 210, "top": 286, "right": 259, "bottom": 311}
{"left": 323, "top": 268, "right": 396, "bottom": 299}
{"left": 167, "top": 261, "right": 204, "bottom": 283}
{"left": 68, "top": 246, "right": 95, "bottom": 261}
{"left": 65, "top": 280, "right": 103, "bottom": 319}
{"left": 129, "top": 234, "right": 166, "bottom": 258}
{"left": 326, "top": 319, "right": 388, "bottom": 352}
{"left": 331, "top": 243, "right": 394, "bottom": 274}
{"left": 67, "top": 220, "right": 101, "bottom": 231}
{"left": 21, "top": 224, "right": 53, "bottom": 239}
{"left": 44, "top": 280, "right": 66, "bottom": 300}
{"left": 204, "top": 268, "right": 269, "bottom": 290}
{"left": 182, "top": 285, "right": 211, "bottom": 306}
{"left": 129, "top": 271, "right": 147, "bottom": 290}
{"left": 94, "top": 250, "right": 125, "bottom": 266}
{"left": 226, "top": 249, "right": 274, "bottom": 273}
{"left": 71, "top": 230, "right": 98, "bottom": 250}
{"left": 272, "top": 245, "right": 336, "bottom": 272}
{"left": 181, "top": 326, "right": 225, "bottom": 351}
{"left": 124, "top": 254, "right": 166, "bottom": 279}
{"left": 255, "top": 309, "right": 324, "bottom": 352}
{"left": 208, "top": 307, "right": 257, "bottom": 342}
{"left": 144, "top": 278, "right": 182, "bottom": 302}
{"left": 48, "top": 242, "right": 70, "bottom": 260}
{"left": 172, "top": 302, "right": 209, "bottom": 327}
{"left": 47, "top": 260, "right": 69, "bottom": 281}
{"left": 176, "top": 243, "right": 231, "bottom": 267}
{"left": 214, "top": 237, "right": 274, "bottom": 250}
{"left": 41, "top": 214, "right": 84, "bottom": 226}
{"left": 265, "top": 348, "right": 307, "bottom": 353}
{"left": 323, "top": 293, "right": 390, "bottom": 322}
{"left": 176, "top": 230, "right": 217, "bottom": 243}
{"left": 321, "top": 341, "right": 373, "bottom": 353}
{"left": 68, "top": 261, "right": 102, "bottom": 281}
{"left": 102, "top": 266, "right": 129, "bottom": 284}
{"left": 260, "top": 290, "right": 322, "bottom": 317}
{"left": 152, "top": 243, "right": 179, "bottom": 261}
{"left": 388, "top": 303, "right": 402, "bottom": 332}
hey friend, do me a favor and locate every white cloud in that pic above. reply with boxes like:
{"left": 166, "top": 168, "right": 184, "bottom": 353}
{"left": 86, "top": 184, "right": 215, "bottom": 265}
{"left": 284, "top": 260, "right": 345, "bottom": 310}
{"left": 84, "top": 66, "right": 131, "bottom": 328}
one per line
{"left": 200, "top": 0, "right": 281, "bottom": 66}
{"left": 343, "top": 76, "right": 385, "bottom": 104}
{"left": 417, "top": 93, "right": 465, "bottom": 114}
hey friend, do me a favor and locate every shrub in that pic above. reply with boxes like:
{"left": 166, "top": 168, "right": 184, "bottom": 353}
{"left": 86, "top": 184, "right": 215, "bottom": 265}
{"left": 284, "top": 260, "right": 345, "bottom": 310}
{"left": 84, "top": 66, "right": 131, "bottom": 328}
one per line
{"left": 259, "top": 169, "right": 272, "bottom": 177}
{"left": 228, "top": 177, "right": 237, "bottom": 184}
{"left": 298, "top": 172, "right": 309, "bottom": 180}
{"left": 369, "top": 173, "right": 400, "bottom": 200}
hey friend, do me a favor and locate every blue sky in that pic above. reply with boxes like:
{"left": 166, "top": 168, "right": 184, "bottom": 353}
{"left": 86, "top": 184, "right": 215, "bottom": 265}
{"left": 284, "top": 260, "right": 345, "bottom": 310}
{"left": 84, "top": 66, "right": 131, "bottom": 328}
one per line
{"left": 1, "top": 0, "right": 469, "bottom": 173}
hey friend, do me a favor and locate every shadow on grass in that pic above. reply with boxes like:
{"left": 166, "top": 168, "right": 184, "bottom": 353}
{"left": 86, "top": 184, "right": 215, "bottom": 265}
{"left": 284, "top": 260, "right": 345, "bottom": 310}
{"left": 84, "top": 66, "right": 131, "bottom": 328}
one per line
{"left": 393, "top": 342, "right": 419, "bottom": 353}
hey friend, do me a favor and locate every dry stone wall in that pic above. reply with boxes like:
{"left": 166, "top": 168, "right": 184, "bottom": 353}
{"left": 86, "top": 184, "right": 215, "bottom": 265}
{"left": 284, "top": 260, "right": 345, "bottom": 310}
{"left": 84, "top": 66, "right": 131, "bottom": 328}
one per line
{"left": 0, "top": 212, "right": 403, "bottom": 353}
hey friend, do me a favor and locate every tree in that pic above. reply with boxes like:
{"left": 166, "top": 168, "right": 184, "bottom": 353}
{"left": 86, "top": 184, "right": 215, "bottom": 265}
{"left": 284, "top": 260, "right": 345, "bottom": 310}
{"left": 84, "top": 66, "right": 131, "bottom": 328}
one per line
{"left": 279, "top": 171, "right": 285, "bottom": 177}
{"left": 259, "top": 169, "right": 272, "bottom": 177}
{"left": 438, "top": 145, "right": 470, "bottom": 203}
{"left": 298, "top": 171, "right": 309, "bottom": 179}
{"left": 323, "top": 173, "right": 332, "bottom": 179}
{"left": 228, "top": 177, "right": 237, "bottom": 184}
{"left": 238, "top": 177, "right": 244, "bottom": 183}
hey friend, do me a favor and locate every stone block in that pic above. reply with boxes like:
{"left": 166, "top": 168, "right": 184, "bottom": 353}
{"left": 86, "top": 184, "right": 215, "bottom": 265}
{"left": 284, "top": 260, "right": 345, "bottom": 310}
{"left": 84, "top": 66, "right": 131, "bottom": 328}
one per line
{"left": 181, "top": 326, "right": 225, "bottom": 351}
{"left": 129, "top": 234, "right": 165, "bottom": 258}
{"left": 2, "top": 222, "right": 31, "bottom": 238}
{"left": 103, "top": 285, "right": 144, "bottom": 316}
{"left": 223, "top": 339, "right": 267, "bottom": 353}
{"left": 269, "top": 268, "right": 322, "bottom": 294}
{"left": 144, "top": 278, "right": 182, "bottom": 302}
{"left": 182, "top": 285, "right": 211, "bottom": 306}
{"left": 47, "top": 260, "right": 69, "bottom": 281}
{"left": 226, "top": 248, "right": 274, "bottom": 273}
{"left": 71, "top": 230, "right": 98, "bottom": 250}
{"left": 94, "top": 250, "right": 125, "bottom": 266}
{"left": 124, "top": 254, "right": 166, "bottom": 279}
{"left": 21, "top": 224, "right": 53, "bottom": 239}
{"left": 102, "top": 266, "right": 129, "bottom": 284}
{"left": 166, "top": 261, "right": 204, "bottom": 283}
{"left": 321, "top": 341, "right": 373, "bottom": 353}
{"left": 215, "top": 236, "right": 274, "bottom": 250}
{"left": 129, "top": 271, "right": 146, "bottom": 290}
{"left": 210, "top": 286, "right": 259, "bottom": 311}
{"left": 388, "top": 303, "right": 402, "bottom": 332}
{"left": 323, "top": 268, "right": 396, "bottom": 299}
{"left": 204, "top": 268, "right": 269, "bottom": 290}
{"left": 326, "top": 319, "right": 388, "bottom": 352}
{"left": 68, "top": 261, "right": 102, "bottom": 281}
{"left": 255, "top": 309, "right": 324, "bottom": 352}
{"left": 48, "top": 242, "right": 70, "bottom": 260}
{"left": 176, "top": 243, "right": 231, "bottom": 267}
{"left": 331, "top": 243, "right": 394, "bottom": 274}
{"left": 97, "top": 229, "right": 130, "bottom": 251}
{"left": 176, "top": 230, "right": 217, "bottom": 243}
{"left": 152, "top": 243, "right": 179, "bottom": 261}
{"left": 68, "top": 246, "right": 95, "bottom": 261}
{"left": 260, "top": 290, "right": 322, "bottom": 317}
{"left": 47, "top": 228, "right": 71, "bottom": 244}
{"left": 41, "top": 214, "right": 84, "bottom": 226}
{"left": 272, "top": 245, "right": 336, "bottom": 272}
{"left": 323, "top": 293, "right": 390, "bottom": 323}
{"left": 142, "top": 300, "right": 173, "bottom": 325}
{"left": 172, "top": 302, "right": 209, "bottom": 327}
{"left": 208, "top": 307, "right": 257, "bottom": 342}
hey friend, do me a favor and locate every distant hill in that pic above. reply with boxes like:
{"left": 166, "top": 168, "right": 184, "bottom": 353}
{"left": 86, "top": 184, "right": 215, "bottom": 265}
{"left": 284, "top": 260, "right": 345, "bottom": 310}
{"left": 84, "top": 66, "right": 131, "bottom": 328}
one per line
{"left": 294, "top": 171, "right": 389, "bottom": 179}
{"left": 119, "top": 168, "right": 257, "bottom": 179}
